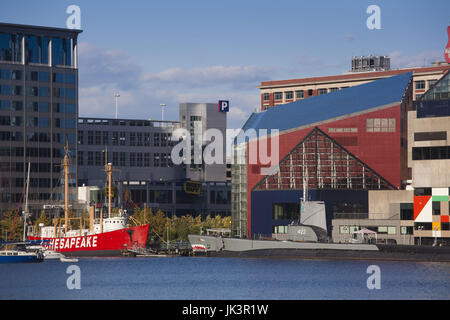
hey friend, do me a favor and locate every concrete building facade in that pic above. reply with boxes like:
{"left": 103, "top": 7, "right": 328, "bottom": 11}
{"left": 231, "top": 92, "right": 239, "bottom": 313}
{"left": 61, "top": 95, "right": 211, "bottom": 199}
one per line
{"left": 332, "top": 71, "right": 450, "bottom": 245}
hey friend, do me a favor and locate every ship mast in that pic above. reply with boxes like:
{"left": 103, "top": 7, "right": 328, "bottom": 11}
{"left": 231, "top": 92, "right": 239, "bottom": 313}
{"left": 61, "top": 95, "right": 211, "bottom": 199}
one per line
{"left": 104, "top": 147, "right": 113, "bottom": 218}
{"left": 23, "top": 162, "right": 30, "bottom": 241}
{"left": 63, "top": 144, "right": 70, "bottom": 234}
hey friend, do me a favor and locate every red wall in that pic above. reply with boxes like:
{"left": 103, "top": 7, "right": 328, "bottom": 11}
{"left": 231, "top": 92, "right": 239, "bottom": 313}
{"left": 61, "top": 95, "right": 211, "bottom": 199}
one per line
{"left": 245, "top": 104, "right": 403, "bottom": 237}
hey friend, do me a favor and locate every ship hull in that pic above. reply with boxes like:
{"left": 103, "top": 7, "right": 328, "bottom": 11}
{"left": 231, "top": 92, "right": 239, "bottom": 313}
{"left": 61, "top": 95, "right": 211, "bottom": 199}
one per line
{"left": 0, "top": 254, "right": 43, "bottom": 263}
{"left": 188, "top": 235, "right": 450, "bottom": 262}
{"left": 29, "top": 224, "right": 149, "bottom": 257}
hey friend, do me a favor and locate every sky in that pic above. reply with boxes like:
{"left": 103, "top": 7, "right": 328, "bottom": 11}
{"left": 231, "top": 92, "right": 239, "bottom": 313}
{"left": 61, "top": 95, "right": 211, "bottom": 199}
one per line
{"left": 1, "top": 0, "right": 450, "bottom": 130}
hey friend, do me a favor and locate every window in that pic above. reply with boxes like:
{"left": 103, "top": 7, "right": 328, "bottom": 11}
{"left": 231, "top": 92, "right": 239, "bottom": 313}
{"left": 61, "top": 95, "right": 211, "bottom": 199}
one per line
{"left": 112, "top": 152, "right": 118, "bottom": 165}
{"left": 263, "top": 93, "right": 269, "bottom": 101}
{"left": 144, "top": 153, "right": 150, "bottom": 167}
{"left": 432, "top": 202, "right": 440, "bottom": 215}
{"left": 38, "top": 72, "right": 49, "bottom": 82}
{"left": 414, "top": 188, "right": 431, "bottom": 196}
{"left": 285, "top": 91, "right": 293, "bottom": 100}
{"left": 428, "top": 79, "right": 437, "bottom": 88}
{"left": 38, "top": 118, "right": 49, "bottom": 128}
{"left": 414, "top": 131, "right": 447, "bottom": 141}
{"left": 339, "top": 226, "right": 350, "bottom": 234}
{"left": 400, "top": 226, "right": 413, "bottom": 235}
{"left": 65, "top": 88, "right": 76, "bottom": 99}
{"left": 95, "top": 151, "right": 102, "bottom": 166}
{"left": 154, "top": 133, "right": 160, "bottom": 147}
{"left": 102, "top": 131, "right": 109, "bottom": 145}
{"left": 119, "top": 152, "right": 126, "bottom": 166}
{"left": 378, "top": 226, "right": 388, "bottom": 234}
{"left": 412, "top": 146, "right": 449, "bottom": 160}
{"left": 0, "top": 33, "right": 22, "bottom": 62}
{"left": 0, "top": 84, "right": 10, "bottom": 95}
{"left": 161, "top": 153, "right": 167, "bottom": 167}
{"left": 144, "top": 133, "right": 150, "bottom": 146}
{"left": 129, "top": 153, "right": 136, "bottom": 167}
{"left": 273, "top": 226, "right": 288, "bottom": 234}
{"left": 328, "top": 127, "right": 358, "bottom": 133}
{"left": 296, "top": 90, "right": 304, "bottom": 99}
{"left": 330, "top": 87, "right": 339, "bottom": 92}
{"left": 25, "top": 35, "right": 49, "bottom": 64}
{"left": 78, "top": 130, "right": 84, "bottom": 145}
{"left": 274, "top": 92, "right": 282, "bottom": 100}
{"left": 12, "top": 86, "right": 23, "bottom": 96}
{"left": 87, "top": 131, "right": 94, "bottom": 145}
{"left": 387, "top": 227, "right": 396, "bottom": 235}
{"left": 0, "top": 69, "right": 10, "bottom": 80}
{"left": 137, "top": 132, "right": 143, "bottom": 146}
{"left": 0, "top": 100, "right": 10, "bottom": 111}
{"left": 78, "top": 151, "right": 83, "bottom": 166}
{"left": 136, "top": 153, "right": 143, "bottom": 167}
{"left": 119, "top": 132, "right": 126, "bottom": 145}
{"left": 153, "top": 153, "right": 160, "bottom": 167}
{"left": 366, "top": 118, "right": 396, "bottom": 132}
{"left": 400, "top": 203, "right": 413, "bottom": 220}
{"left": 95, "top": 131, "right": 101, "bottom": 145}
{"left": 112, "top": 132, "right": 118, "bottom": 145}
{"left": 318, "top": 88, "right": 328, "bottom": 95}
{"left": 87, "top": 151, "right": 94, "bottom": 166}
{"left": 161, "top": 133, "right": 168, "bottom": 147}
{"left": 12, "top": 101, "right": 22, "bottom": 111}
{"left": 415, "top": 80, "right": 425, "bottom": 90}
{"left": 272, "top": 203, "right": 300, "bottom": 220}
{"left": 130, "top": 132, "right": 136, "bottom": 146}
{"left": 52, "top": 37, "right": 72, "bottom": 66}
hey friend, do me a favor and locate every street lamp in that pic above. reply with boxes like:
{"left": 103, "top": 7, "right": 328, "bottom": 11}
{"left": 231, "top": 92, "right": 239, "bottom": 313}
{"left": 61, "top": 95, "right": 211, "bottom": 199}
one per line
{"left": 418, "top": 225, "right": 424, "bottom": 245}
{"left": 114, "top": 92, "right": 120, "bottom": 119}
{"left": 160, "top": 104, "right": 166, "bottom": 122}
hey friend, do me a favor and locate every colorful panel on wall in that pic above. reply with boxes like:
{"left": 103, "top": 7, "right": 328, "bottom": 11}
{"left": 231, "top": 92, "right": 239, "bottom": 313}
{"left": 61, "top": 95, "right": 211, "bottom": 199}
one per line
{"left": 414, "top": 188, "right": 450, "bottom": 223}
{"left": 414, "top": 196, "right": 432, "bottom": 222}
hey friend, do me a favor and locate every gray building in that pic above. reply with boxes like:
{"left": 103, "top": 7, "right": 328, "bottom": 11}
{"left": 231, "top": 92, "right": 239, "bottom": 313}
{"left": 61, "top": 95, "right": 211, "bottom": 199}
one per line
{"left": 77, "top": 103, "right": 230, "bottom": 217}
{"left": 179, "top": 102, "right": 227, "bottom": 182}
{"left": 77, "top": 117, "right": 183, "bottom": 186}
{"left": 0, "top": 23, "right": 81, "bottom": 214}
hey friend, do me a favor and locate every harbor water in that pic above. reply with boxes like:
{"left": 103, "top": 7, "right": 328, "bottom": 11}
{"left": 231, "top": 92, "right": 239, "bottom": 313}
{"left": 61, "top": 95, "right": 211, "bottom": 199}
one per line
{"left": 0, "top": 257, "right": 449, "bottom": 300}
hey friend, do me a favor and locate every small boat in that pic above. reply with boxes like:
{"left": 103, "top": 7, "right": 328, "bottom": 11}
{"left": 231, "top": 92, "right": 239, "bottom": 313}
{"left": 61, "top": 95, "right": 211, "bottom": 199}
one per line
{"left": 44, "top": 250, "right": 65, "bottom": 260}
{"left": 0, "top": 250, "right": 44, "bottom": 263}
{"left": 60, "top": 256, "right": 78, "bottom": 263}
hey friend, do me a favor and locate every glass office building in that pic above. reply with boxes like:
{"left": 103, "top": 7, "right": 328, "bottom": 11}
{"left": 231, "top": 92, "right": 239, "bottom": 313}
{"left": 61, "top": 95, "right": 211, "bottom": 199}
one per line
{"left": 0, "top": 23, "right": 81, "bottom": 215}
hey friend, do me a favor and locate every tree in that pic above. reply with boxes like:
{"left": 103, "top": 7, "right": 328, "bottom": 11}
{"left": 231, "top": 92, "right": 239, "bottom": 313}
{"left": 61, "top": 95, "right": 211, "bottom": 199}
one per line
{"left": 0, "top": 209, "right": 24, "bottom": 241}
{"left": 33, "top": 211, "right": 52, "bottom": 231}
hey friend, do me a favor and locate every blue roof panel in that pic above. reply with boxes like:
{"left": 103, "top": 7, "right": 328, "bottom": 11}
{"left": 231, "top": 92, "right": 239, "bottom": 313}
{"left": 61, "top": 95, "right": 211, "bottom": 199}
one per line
{"left": 242, "top": 72, "right": 412, "bottom": 135}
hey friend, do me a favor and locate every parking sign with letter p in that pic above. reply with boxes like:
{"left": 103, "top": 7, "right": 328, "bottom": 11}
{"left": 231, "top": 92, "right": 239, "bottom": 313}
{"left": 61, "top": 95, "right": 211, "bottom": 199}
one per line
{"left": 218, "top": 100, "right": 229, "bottom": 112}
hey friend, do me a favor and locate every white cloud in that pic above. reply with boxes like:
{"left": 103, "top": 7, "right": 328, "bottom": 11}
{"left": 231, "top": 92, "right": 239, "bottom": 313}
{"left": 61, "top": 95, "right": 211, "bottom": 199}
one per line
{"left": 77, "top": 42, "right": 267, "bottom": 128}
{"left": 141, "top": 65, "right": 275, "bottom": 89}
{"left": 389, "top": 50, "right": 442, "bottom": 69}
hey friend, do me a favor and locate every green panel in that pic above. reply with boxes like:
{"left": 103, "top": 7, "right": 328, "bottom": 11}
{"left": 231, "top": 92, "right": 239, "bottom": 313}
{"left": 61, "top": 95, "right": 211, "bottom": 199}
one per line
{"left": 432, "top": 196, "right": 449, "bottom": 202}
